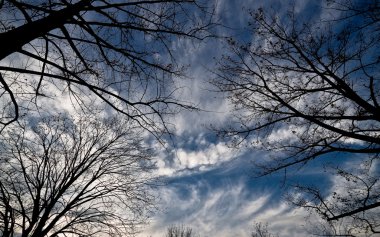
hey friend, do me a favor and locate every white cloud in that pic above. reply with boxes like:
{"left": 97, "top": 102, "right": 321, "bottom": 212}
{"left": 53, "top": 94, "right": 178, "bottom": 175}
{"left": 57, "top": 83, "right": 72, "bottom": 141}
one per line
{"left": 176, "top": 142, "right": 233, "bottom": 169}
{"left": 138, "top": 179, "right": 310, "bottom": 237}
{"left": 152, "top": 133, "right": 242, "bottom": 177}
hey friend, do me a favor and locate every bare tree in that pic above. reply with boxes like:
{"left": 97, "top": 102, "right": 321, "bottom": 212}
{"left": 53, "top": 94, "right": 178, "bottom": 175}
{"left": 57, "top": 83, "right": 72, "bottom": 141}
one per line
{"left": 251, "top": 222, "right": 278, "bottom": 237}
{"left": 0, "top": 114, "right": 156, "bottom": 237}
{"left": 214, "top": 0, "right": 379, "bottom": 217}
{"left": 0, "top": 0, "right": 214, "bottom": 134}
{"left": 288, "top": 161, "right": 380, "bottom": 236}
{"left": 165, "top": 225, "right": 199, "bottom": 237}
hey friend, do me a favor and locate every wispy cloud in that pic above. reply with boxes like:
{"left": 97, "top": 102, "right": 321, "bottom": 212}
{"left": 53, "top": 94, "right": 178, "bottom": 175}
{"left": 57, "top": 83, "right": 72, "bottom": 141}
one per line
{"left": 138, "top": 172, "right": 312, "bottom": 237}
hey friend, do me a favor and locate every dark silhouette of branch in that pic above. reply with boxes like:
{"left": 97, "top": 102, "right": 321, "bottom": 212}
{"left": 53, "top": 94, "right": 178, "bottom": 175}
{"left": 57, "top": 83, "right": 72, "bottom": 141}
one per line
{"left": 165, "top": 225, "right": 200, "bottom": 237}
{"left": 288, "top": 162, "right": 380, "bottom": 236}
{"left": 214, "top": 0, "right": 380, "bottom": 233}
{"left": 0, "top": 114, "right": 156, "bottom": 237}
{"left": 0, "top": 0, "right": 215, "bottom": 135}
{"left": 251, "top": 222, "right": 278, "bottom": 237}
{"left": 328, "top": 202, "right": 380, "bottom": 221}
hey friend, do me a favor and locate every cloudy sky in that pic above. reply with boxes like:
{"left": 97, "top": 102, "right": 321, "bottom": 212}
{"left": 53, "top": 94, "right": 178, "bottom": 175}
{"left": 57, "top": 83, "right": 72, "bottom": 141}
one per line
{"left": 1, "top": 1, "right": 378, "bottom": 236}
{"left": 135, "top": 1, "right": 358, "bottom": 236}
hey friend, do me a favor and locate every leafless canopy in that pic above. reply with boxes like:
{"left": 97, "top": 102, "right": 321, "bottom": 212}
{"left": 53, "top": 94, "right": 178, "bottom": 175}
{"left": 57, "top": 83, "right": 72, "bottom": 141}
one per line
{"left": 288, "top": 162, "right": 380, "bottom": 236}
{"left": 165, "top": 225, "right": 199, "bottom": 237}
{"left": 251, "top": 222, "right": 278, "bottom": 237}
{"left": 0, "top": 0, "right": 214, "bottom": 135}
{"left": 0, "top": 115, "right": 155, "bottom": 237}
{"left": 215, "top": 0, "right": 380, "bottom": 172}
{"left": 214, "top": 0, "right": 380, "bottom": 232}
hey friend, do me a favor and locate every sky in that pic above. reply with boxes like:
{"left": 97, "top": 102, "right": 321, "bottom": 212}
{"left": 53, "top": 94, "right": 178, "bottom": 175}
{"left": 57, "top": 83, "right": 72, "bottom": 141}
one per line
{"left": 136, "top": 1, "right": 353, "bottom": 236}
{"left": 0, "top": 1, "right": 376, "bottom": 237}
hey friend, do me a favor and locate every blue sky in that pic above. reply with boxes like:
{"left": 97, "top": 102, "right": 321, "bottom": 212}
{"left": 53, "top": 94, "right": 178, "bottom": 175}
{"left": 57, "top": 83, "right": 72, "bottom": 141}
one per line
{"left": 135, "top": 1, "right": 354, "bottom": 236}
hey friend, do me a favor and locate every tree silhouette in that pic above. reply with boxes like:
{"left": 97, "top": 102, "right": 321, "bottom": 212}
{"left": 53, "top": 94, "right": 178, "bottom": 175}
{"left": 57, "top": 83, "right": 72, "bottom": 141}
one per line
{"left": 0, "top": 0, "right": 213, "bottom": 134}
{"left": 251, "top": 222, "right": 278, "bottom": 237}
{"left": 288, "top": 162, "right": 380, "bottom": 236}
{"left": 214, "top": 0, "right": 379, "bottom": 228}
{"left": 0, "top": 115, "right": 155, "bottom": 237}
{"left": 165, "top": 225, "right": 199, "bottom": 237}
